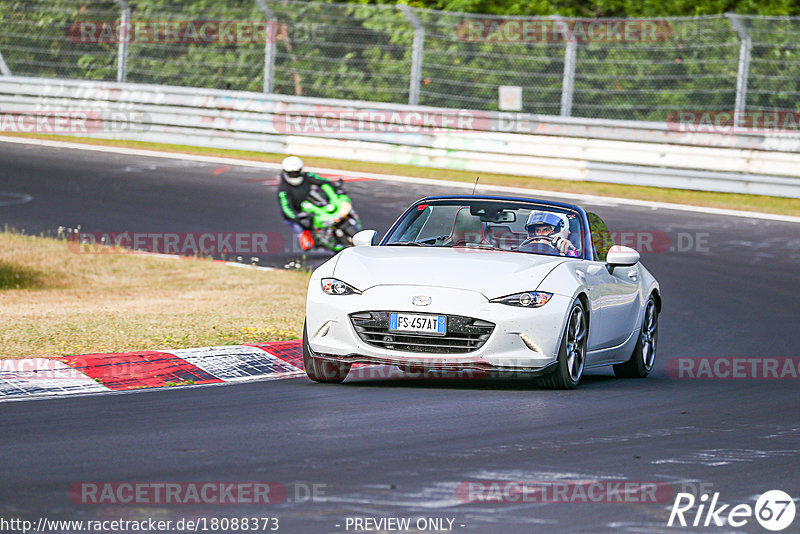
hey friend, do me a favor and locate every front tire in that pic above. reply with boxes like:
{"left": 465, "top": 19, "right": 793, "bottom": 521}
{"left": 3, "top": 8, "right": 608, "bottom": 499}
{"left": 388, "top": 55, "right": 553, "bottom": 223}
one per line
{"left": 613, "top": 296, "right": 658, "bottom": 378}
{"left": 302, "top": 322, "right": 351, "bottom": 383}
{"left": 539, "top": 300, "right": 587, "bottom": 390}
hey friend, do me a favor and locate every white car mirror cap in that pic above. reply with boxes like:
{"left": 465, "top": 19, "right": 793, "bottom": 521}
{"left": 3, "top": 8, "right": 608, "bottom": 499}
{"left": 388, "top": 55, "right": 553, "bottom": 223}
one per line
{"left": 353, "top": 229, "right": 378, "bottom": 247}
{"left": 606, "top": 245, "right": 640, "bottom": 266}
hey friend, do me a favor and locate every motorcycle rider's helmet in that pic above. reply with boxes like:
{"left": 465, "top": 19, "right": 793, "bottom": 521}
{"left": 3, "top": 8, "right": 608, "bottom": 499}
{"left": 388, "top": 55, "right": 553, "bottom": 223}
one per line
{"left": 281, "top": 156, "right": 304, "bottom": 186}
{"left": 525, "top": 211, "right": 564, "bottom": 237}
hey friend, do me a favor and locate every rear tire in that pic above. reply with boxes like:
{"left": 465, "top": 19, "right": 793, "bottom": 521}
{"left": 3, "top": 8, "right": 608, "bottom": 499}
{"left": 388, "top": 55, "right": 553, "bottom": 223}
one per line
{"left": 337, "top": 215, "right": 362, "bottom": 247}
{"left": 613, "top": 296, "right": 658, "bottom": 378}
{"left": 302, "top": 322, "right": 351, "bottom": 383}
{"left": 539, "top": 301, "right": 587, "bottom": 390}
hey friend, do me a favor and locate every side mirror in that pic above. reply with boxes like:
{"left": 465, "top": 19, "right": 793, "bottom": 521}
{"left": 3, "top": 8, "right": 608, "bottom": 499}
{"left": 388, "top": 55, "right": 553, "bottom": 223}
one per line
{"left": 353, "top": 229, "right": 378, "bottom": 247}
{"left": 606, "top": 245, "right": 640, "bottom": 273}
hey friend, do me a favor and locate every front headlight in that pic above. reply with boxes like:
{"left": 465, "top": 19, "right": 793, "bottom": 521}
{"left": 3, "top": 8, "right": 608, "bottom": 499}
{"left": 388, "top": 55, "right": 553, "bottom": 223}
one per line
{"left": 490, "top": 291, "right": 552, "bottom": 308}
{"left": 321, "top": 278, "right": 361, "bottom": 295}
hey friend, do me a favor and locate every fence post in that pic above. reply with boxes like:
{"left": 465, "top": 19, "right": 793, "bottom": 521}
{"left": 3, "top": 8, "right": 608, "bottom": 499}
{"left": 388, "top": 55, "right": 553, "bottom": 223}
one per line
{"left": 255, "top": 0, "right": 277, "bottom": 93}
{"left": 553, "top": 16, "right": 576, "bottom": 117}
{"left": 0, "top": 49, "right": 11, "bottom": 76}
{"left": 725, "top": 13, "right": 751, "bottom": 128}
{"left": 113, "top": 0, "right": 129, "bottom": 83}
{"left": 398, "top": 5, "right": 424, "bottom": 106}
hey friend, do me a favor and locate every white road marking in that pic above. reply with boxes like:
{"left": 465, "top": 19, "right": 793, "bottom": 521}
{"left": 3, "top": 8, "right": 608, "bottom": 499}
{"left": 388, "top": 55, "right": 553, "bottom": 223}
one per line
{"left": 0, "top": 345, "right": 305, "bottom": 402}
{"left": 0, "top": 358, "right": 107, "bottom": 398}
{"left": 651, "top": 448, "right": 800, "bottom": 467}
{"left": 170, "top": 345, "right": 303, "bottom": 382}
{"left": 0, "top": 192, "right": 33, "bottom": 206}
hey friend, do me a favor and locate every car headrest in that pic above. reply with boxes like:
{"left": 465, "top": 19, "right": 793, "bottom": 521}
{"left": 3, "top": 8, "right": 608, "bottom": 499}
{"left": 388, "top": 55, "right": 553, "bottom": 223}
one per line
{"left": 451, "top": 207, "right": 485, "bottom": 246}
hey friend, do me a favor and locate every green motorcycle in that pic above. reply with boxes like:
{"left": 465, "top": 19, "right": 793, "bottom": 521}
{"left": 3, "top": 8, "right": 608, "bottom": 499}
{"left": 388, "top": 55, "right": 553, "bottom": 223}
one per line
{"left": 300, "top": 180, "right": 363, "bottom": 252}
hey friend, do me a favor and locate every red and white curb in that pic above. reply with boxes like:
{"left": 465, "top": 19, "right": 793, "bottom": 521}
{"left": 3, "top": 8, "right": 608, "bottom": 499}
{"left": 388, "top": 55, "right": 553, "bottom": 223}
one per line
{"left": 0, "top": 341, "right": 305, "bottom": 401}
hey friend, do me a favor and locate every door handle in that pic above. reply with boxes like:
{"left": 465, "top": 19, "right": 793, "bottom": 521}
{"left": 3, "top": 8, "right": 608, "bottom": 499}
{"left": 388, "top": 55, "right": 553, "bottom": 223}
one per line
{"left": 628, "top": 270, "right": 638, "bottom": 281}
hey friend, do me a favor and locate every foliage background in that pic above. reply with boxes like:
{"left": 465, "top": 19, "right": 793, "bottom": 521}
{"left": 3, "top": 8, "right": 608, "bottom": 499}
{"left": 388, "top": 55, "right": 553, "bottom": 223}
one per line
{"left": 0, "top": 0, "right": 797, "bottom": 120}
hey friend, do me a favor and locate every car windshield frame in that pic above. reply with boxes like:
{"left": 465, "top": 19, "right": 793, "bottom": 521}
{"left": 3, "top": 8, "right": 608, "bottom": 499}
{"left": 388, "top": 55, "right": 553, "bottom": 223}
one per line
{"left": 381, "top": 197, "right": 592, "bottom": 260}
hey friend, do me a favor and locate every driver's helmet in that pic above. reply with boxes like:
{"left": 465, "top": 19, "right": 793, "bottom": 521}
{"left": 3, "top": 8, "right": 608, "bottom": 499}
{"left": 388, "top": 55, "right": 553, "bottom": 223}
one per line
{"left": 281, "top": 156, "right": 304, "bottom": 186}
{"left": 525, "top": 211, "right": 564, "bottom": 237}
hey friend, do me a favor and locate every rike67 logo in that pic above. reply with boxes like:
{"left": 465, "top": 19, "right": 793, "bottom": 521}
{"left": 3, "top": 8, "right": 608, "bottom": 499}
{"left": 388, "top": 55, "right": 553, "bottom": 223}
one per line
{"left": 668, "top": 490, "right": 796, "bottom": 531}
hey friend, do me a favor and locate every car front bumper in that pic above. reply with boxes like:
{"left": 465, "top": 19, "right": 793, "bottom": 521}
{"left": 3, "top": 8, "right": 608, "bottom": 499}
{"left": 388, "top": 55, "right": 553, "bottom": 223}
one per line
{"left": 306, "top": 284, "right": 572, "bottom": 373}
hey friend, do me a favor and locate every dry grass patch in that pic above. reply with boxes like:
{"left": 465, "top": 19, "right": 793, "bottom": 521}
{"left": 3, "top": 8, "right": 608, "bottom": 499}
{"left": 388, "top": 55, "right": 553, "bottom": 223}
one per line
{"left": 0, "top": 261, "right": 47, "bottom": 290}
{"left": 0, "top": 232, "right": 309, "bottom": 359}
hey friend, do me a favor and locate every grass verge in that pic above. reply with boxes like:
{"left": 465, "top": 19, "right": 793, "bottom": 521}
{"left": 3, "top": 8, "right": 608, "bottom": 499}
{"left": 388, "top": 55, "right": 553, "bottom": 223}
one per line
{"left": 0, "top": 231, "right": 309, "bottom": 359}
{"left": 3, "top": 132, "right": 799, "bottom": 217}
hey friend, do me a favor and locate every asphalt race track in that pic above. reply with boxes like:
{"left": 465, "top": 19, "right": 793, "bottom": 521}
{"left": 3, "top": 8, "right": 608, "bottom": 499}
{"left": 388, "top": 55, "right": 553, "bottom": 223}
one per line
{"left": 1, "top": 140, "right": 799, "bottom": 533}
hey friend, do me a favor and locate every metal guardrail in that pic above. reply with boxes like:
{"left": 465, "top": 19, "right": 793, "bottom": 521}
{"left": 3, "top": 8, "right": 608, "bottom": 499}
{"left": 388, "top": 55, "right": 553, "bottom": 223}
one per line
{"left": 2, "top": 76, "right": 800, "bottom": 198}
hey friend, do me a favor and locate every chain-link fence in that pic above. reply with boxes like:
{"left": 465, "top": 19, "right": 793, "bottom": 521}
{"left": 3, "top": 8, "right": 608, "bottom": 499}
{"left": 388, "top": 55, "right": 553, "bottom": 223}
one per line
{"left": 1, "top": 0, "right": 798, "bottom": 122}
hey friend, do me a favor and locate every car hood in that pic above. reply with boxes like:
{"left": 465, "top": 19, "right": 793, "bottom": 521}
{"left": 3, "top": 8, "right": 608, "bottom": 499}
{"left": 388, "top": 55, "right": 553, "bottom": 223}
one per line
{"left": 333, "top": 246, "right": 567, "bottom": 299}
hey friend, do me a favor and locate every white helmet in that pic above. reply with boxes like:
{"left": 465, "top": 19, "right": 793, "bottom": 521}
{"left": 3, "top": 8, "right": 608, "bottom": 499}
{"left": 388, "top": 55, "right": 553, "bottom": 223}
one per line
{"left": 281, "top": 156, "right": 304, "bottom": 186}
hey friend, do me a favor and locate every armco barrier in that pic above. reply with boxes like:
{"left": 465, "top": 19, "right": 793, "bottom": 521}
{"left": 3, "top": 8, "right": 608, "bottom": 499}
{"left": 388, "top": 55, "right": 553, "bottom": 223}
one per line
{"left": 1, "top": 76, "right": 800, "bottom": 197}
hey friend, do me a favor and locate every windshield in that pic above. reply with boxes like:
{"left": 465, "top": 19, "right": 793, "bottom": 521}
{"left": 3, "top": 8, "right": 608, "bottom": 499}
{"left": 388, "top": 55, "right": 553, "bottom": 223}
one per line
{"left": 385, "top": 199, "right": 585, "bottom": 258}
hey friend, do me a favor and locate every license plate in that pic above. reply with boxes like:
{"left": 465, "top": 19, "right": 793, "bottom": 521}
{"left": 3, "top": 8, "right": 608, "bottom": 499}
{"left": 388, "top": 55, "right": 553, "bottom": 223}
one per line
{"left": 389, "top": 313, "right": 447, "bottom": 336}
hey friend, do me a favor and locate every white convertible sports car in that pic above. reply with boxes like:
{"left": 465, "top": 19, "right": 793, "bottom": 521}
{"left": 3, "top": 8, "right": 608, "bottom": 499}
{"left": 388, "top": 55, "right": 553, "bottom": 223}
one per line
{"left": 303, "top": 195, "right": 661, "bottom": 389}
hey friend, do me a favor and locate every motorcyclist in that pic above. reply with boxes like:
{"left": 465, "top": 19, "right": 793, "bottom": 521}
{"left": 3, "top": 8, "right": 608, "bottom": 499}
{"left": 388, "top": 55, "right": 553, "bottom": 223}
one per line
{"left": 277, "top": 156, "right": 346, "bottom": 251}
{"left": 519, "top": 211, "right": 579, "bottom": 257}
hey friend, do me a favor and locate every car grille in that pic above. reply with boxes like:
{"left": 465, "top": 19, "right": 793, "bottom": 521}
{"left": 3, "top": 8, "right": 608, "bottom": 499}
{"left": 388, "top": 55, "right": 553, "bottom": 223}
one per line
{"left": 349, "top": 311, "right": 495, "bottom": 354}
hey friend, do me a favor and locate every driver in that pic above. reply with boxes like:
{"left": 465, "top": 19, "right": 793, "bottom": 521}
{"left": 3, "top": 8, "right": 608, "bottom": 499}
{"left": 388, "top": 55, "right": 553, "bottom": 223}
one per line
{"left": 519, "top": 211, "right": 579, "bottom": 257}
{"left": 277, "top": 156, "right": 337, "bottom": 251}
